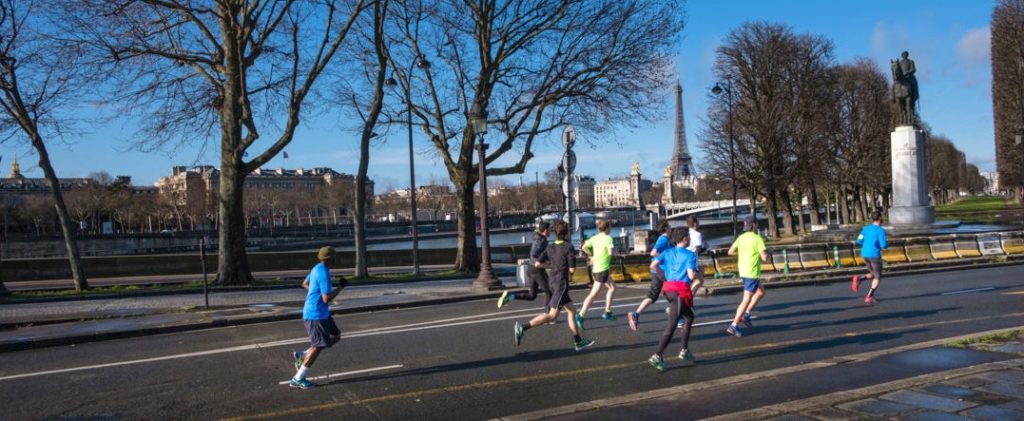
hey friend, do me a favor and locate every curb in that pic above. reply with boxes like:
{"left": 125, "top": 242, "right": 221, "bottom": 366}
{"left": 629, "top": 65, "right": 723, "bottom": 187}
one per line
{"left": 701, "top": 259, "right": 1024, "bottom": 296}
{"left": 495, "top": 326, "right": 1024, "bottom": 421}
{"left": 1, "top": 270, "right": 516, "bottom": 304}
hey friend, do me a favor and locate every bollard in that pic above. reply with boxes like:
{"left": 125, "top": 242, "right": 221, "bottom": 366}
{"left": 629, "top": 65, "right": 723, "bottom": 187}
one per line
{"left": 833, "top": 245, "right": 841, "bottom": 268}
{"left": 782, "top": 249, "right": 790, "bottom": 274}
{"left": 200, "top": 237, "right": 209, "bottom": 309}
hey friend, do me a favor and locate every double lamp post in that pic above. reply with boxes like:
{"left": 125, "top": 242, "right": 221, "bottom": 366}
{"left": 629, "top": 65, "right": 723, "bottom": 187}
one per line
{"left": 711, "top": 79, "right": 739, "bottom": 237}
{"left": 385, "top": 55, "right": 431, "bottom": 276}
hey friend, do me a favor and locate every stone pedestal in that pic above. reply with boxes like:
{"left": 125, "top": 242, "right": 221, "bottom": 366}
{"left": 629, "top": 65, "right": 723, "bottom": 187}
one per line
{"left": 890, "top": 126, "right": 934, "bottom": 226}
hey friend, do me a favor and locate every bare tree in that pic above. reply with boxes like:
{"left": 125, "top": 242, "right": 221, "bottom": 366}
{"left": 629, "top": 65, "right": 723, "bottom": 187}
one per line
{"left": 387, "top": 0, "right": 682, "bottom": 270}
{"left": 827, "top": 59, "right": 891, "bottom": 224}
{"left": 992, "top": 0, "right": 1024, "bottom": 200}
{"left": 0, "top": 0, "right": 91, "bottom": 290}
{"left": 709, "top": 22, "right": 831, "bottom": 237}
{"left": 67, "top": 0, "right": 365, "bottom": 284}
{"left": 328, "top": 0, "right": 390, "bottom": 278}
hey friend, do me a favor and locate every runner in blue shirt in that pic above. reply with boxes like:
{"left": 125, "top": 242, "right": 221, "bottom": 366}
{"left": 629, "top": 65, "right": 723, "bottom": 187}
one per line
{"left": 289, "top": 246, "right": 346, "bottom": 389}
{"left": 853, "top": 211, "right": 888, "bottom": 304}
{"left": 627, "top": 220, "right": 673, "bottom": 331}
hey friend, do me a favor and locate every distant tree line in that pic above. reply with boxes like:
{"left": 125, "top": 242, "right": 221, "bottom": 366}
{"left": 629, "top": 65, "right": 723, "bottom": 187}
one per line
{"left": 699, "top": 22, "right": 992, "bottom": 238}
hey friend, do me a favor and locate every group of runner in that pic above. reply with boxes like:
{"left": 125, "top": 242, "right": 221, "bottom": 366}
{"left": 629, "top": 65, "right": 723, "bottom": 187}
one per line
{"left": 285, "top": 211, "right": 889, "bottom": 386}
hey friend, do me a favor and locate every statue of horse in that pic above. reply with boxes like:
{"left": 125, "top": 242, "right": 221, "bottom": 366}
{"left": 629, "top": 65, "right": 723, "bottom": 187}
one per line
{"left": 891, "top": 60, "right": 918, "bottom": 127}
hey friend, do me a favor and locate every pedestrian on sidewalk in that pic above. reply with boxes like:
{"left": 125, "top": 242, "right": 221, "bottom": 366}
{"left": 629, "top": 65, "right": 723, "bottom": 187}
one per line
{"left": 852, "top": 211, "right": 888, "bottom": 304}
{"left": 627, "top": 220, "right": 674, "bottom": 331}
{"left": 726, "top": 216, "right": 769, "bottom": 337}
{"left": 647, "top": 228, "right": 698, "bottom": 372}
{"left": 514, "top": 221, "right": 595, "bottom": 352}
{"left": 498, "top": 221, "right": 551, "bottom": 309}
{"left": 686, "top": 216, "right": 707, "bottom": 299}
{"left": 577, "top": 219, "right": 617, "bottom": 329}
{"left": 289, "top": 246, "right": 347, "bottom": 389}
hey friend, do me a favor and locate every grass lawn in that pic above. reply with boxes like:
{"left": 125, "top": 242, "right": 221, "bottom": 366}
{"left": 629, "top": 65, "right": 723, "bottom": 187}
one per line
{"left": 935, "top": 196, "right": 1009, "bottom": 223}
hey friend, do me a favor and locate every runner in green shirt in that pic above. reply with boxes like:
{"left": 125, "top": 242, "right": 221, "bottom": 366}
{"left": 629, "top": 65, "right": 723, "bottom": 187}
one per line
{"left": 726, "top": 215, "right": 769, "bottom": 337}
{"left": 577, "top": 219, "right": 617, "bottom": 329}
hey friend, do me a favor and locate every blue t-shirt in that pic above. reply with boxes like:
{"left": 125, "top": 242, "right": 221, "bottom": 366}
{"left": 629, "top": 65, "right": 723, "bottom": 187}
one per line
{"left": 649, "top": 234, "right": 672, "bottom": 273}
{"left": 856, "top": 224, "right": 888, "bottom": 259}
{"left": 654, "top": 247, "right": 697, "bottom": 284}
{"left": 303, "top": 262, "right": 332, "bottom": 320}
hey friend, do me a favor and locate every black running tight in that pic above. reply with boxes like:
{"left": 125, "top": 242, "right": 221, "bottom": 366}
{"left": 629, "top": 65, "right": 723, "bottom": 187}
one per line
{"left": 656, "top": 291, "right": 695, "bottom": 356}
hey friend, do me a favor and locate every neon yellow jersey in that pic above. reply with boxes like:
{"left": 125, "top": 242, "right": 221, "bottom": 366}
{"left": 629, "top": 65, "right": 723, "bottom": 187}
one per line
{"left": 583, "top": 233, "right": 615, "bottom": 273}
{"left": 732, "top": 232, "right": 767, "bottom": 279}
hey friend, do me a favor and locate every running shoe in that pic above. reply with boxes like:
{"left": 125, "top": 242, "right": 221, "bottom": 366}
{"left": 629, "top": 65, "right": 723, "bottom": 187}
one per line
{"left": 627, "top": 311, "right": 639, "bottom": 331}
{"left": 292, "top": 351, "right": 304, "bottom": 371}
{"left": 575, "top": 313, "right": 585, "bottom": 331}
{"left": 678, "top": 349, "right": 696, "bottom": 366}
{"left": 742, "top": 312, "right": 753, "bottom": 328}
{"left": 851, "top": 275, "right": 861, "bottom": 292}
{"left": 602, "top": 310, "right": 615, "bottom": 321}
{"left": 726, "top": 325, "right": 743, "bottom": 337}
{"left": 574, "top": 338, "right": 595, "bottom": 352}
{"left": 865, "top": 295, "right": 878, "bottom": 304}
{"left": 648, "top": 354, "right": 665, "bottom": 372}
{"left": 514, "top": 321, "right": 524, "bottom": 346}
{"left": 289, "top": 378, "right": 316, "bottom": 389}
{"left": 676, "top": 318, "right": 685, "bottom": 329}
{"left": 497, "top": 290, "right": 512, "bottom": 309}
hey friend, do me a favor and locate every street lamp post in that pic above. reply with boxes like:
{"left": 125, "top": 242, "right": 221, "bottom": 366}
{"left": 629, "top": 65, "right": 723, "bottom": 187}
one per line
{"left": 471, "top": 110, "right": 502, "bottom": 289}
{"left": 385, "top": 56, "right": 431, "bottom": 276}
{"left": 715, "top": 189, "right": 721, "bottom": 220}
{"left": 712, "top": 80, "right": 738, "bottom": 237}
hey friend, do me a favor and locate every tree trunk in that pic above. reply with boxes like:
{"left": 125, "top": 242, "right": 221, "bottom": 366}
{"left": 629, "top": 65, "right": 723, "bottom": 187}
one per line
{"left": 824, "top": 190, "right": 832, "bottom": 225}
{"left": 31, "top": 135, "right": 88, "bottom": 291}
{"left": 808, "top": 185, "right": 821, "bottom": 226}
{"left": 839, "top": 189, "right": 850, "bottom": 225}
{"left": 766, "top": 186, "right": 780, "bottom": 238}
{"left": 781, "top": 192, "right": 795, "bottom": 236}
{"left": 353, "top": 133, "right": 371, "bottom": 278}
{"left": 795, "top": 189, "right": 807, "bottom": 235}
{"left": 215, "top": 161, "right": 253, "bottom": 285}
{"left": 453, "top": 175, "right": 480, "bottom": 272}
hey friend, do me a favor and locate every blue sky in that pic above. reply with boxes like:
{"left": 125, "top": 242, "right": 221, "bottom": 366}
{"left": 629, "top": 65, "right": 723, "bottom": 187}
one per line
{"left": 3, "top": 0, "right": 997, "bottom": 191}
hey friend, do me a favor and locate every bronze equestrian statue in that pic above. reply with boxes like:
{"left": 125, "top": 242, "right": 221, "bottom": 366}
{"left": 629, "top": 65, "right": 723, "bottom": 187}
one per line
{"left": 891, "top": 51, "right": 919, "bottom": 127}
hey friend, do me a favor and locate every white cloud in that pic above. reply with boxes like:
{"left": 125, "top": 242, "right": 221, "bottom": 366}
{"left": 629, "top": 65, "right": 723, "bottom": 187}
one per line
{"left": 871, "top": 23, "right": 888, "bottom": 55}
{"left": 956, "top": 26, "right": 990, "bottom": 65}
{"left": 956, "top": 26, "right": 991, "bottom": 88}
{"left": 957, "top": 26, "right": 991, "bottom": 64}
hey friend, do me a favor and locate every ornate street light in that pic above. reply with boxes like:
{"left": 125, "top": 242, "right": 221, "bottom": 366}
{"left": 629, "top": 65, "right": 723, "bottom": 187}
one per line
{"left": 471, "top": 110, "right": 502, "bottom": 289}
{"left": 712, "top": 80, "right": 738, "bottom": 237}
{"left": 385, "top": 56, "right": 431, "bottom": 276}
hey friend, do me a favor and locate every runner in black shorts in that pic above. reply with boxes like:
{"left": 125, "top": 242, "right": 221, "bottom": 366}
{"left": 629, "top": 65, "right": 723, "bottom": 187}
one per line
{"left": 627, "top": 220, "right": 673, "bottom": 331}
{"left": 514, "top": 221, "right": 595, "bottom": 352}
{"left": 498, "top": 222, "right": 551, "bottom": 309}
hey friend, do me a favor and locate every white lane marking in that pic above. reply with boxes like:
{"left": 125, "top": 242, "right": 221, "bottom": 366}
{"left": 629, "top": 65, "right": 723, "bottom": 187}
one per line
{"left": 941, "top": 287, "right": 996, "bottom": 296}
{"left": 277, "top": 364, "right": 404, "bottom": 385}
{"left": 0, "top": 294, "right": 705, "bottom": 381}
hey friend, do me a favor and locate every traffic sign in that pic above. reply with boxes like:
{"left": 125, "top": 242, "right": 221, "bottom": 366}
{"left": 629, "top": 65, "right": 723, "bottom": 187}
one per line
{"left": 562, "top": 125, "right": 576, "bottom": 148}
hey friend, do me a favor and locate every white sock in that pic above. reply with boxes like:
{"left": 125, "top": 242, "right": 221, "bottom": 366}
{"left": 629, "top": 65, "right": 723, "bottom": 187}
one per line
{"left": 293, "top": 365, "right": 309, "bottom": 381}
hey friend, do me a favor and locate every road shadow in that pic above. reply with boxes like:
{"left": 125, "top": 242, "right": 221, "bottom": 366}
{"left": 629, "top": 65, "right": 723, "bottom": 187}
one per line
{"left": 317, "top": 342, "right": 655, "bottom": 387}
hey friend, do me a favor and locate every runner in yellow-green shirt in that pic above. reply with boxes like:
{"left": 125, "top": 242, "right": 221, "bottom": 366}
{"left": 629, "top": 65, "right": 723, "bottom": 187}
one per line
{"left": 725, "top": 215, "right": 769, "bottom": 337}
{"left": 576, "top": 219, "right": 617, "bottom": 329}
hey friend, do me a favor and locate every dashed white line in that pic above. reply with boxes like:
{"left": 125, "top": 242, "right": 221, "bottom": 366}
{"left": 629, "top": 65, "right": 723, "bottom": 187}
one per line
{"left": 277, "top": 364, "right": 404, "bottom": 385}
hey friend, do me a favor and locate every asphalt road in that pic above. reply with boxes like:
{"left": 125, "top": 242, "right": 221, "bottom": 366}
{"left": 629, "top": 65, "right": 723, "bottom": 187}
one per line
{"left": 1, "top": 265, "right": 1022, "bottom": 420}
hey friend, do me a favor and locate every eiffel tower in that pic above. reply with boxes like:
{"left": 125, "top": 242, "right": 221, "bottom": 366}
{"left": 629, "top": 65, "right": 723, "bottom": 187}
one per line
{"left": 671, "top": 81, "right": 694, "bottom": 179}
